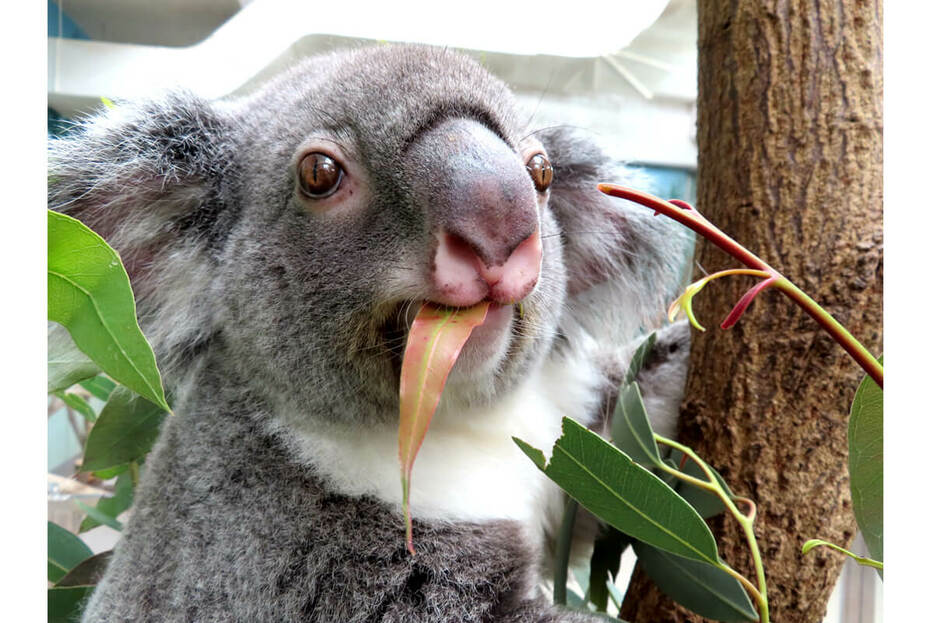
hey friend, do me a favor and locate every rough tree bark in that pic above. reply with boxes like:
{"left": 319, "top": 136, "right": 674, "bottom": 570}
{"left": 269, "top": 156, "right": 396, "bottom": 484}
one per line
{"left": 620, "top": 1, "right": 882, "bottom": 622}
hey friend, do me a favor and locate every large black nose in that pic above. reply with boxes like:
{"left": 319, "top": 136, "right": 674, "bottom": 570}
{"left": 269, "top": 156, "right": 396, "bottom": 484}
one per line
{"left": 406, "top": 118, "right": 542, "bottom": 306}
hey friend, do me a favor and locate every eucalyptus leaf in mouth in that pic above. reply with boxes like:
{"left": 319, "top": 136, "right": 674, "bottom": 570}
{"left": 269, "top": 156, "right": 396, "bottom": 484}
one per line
{"left": 397, "top": 301, "right": 490, "bottom": 555}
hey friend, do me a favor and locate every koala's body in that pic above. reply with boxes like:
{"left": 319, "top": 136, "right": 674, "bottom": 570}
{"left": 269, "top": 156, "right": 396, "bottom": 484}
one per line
{"left": 49, "top": 45, "right": 690, "bottom": 622}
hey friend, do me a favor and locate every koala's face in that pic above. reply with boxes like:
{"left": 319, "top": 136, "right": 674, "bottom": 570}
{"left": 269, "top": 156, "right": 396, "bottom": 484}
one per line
{"left": 214, "top": 46, "right": 568, "bottom": 422}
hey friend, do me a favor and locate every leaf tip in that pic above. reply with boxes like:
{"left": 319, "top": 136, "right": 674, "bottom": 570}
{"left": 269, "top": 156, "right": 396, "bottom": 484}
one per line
{"left": 668, "top": 290, "right": 706, "bottom": 332}
{"left": 720, "top": 276, "right": 777, "bottom": 330}
{"left": 801, "top": 539, "right": 823, "bottom": 555}
{"left": 512, "top": 437, "right": 547, "bottom": 471}
{"left": 685, "top": 307, "right": 707, "bottom": 332}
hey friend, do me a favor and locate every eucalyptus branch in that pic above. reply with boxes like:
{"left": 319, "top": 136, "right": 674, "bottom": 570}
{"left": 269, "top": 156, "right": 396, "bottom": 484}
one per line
{"left": 553, "top": 497, "right": 578, "bottom": 606}
{"left": 802, "top": 539, "right": 883, "bottom": 570}
{"left": 598, "top": 184, "right": 882, "bottom": 389}
{"left": 64, "top": 405, "right": 87, "bottom": 447}
{"left": 129, "top": 461, "right": 140, "bottom": 489}
{"left": 714, "top": 561, "right": 765, "bottom": 608}
{"left": 655, "top": 435, "right": 770, "bottom": 623}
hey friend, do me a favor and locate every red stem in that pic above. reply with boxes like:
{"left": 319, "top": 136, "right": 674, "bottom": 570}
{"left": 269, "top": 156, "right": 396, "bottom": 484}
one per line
{"left": 722, "top": 276, "right": 779, "bottom": 330}
{"left": 601, "top": 185, "right": 772, "bottom": 272}
{"left": 598, "top": 184, "right": 883, "bottom": 389}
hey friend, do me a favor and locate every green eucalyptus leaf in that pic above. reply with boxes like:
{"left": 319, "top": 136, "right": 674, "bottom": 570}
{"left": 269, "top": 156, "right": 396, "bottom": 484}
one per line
{"left": 81, "top": 387, "right": 166, "bottom": 473}
{"left": 80, "top": 473, "right": 134, "bottom": 532}
{"left": 58, "top": 391, "right": 97, "bottom": 423}
{"left": 849, "top": 356, "right": 883, "bottom": 570}
{"left": 76, "top": 500, "right": 124, "bottom": 532}
{"left": 633, "top": 540, "right": 758, "bottom": 622}
{"left": 48, "top": 210, "right": 170, "bottom": 412}
{"left": 54, "top": 550, "right": 113, "bottom": 587}
{"left": 513, "top": 437, "right": 546, "bottom": 470}
{"left": 79, "top": 375, "right": 117, "bottom": 402}
{"left": 48, "top": 324, "right": 100, "bottom": 393}
{"left": 48, "top": 521, "right": 93, "bottom": 583}
{"left": 669, "top": 449, "right": 735, "bottom": 519}
{"left": 589, "top": 527, "right": 630, "bottom": 612}
{"left": 515, "top": 418, "right": 720, "bottom": 566}
{"left": 611, "top": 382, "right": 662, "bottom": 468}
{"left": 48, "top": 585, "right": 94, "bottom": 623}
{"left": 625, "top": 332, "right": 657, "bottom": 384}
{"left": 91, "top": 463, "right": 129, "bottom": 480}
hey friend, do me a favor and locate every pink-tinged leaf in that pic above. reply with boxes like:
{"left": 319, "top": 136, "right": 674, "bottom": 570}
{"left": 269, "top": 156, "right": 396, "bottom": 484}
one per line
{"left": 398, "top": 301, "right": 490, "bottom": 554}
{"left": 720, "top": 276, "right": 777, "bottom": 329}
{"left": 668, "top": 284, "right": 707, "bottom": 332}
{"left": 668, "top": 269, "right": 773, "bottom": 332}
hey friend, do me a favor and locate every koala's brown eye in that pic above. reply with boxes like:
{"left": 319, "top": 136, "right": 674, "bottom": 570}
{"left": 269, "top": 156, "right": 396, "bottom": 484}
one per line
{"left": 526, "top": 153, "right": 553, "bottom": 192}
{"left": 298, "top": 152, "right": 343, "bottom": 198}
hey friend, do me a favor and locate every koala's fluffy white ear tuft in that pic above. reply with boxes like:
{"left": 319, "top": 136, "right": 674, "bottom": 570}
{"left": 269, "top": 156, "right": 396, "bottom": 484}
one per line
{"left": 48, "top": 92, "right": 236, "bottom": 382}
{"left": 48, "top": 92, "right": 235, "bottom": 269}
{"left": 538, "top": 127, "right": 692, "bottom": 345}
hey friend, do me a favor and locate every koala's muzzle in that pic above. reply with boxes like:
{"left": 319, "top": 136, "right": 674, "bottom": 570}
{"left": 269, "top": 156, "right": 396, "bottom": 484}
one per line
{"left": 407, "top": 117, "right": 543, "bottom": 308}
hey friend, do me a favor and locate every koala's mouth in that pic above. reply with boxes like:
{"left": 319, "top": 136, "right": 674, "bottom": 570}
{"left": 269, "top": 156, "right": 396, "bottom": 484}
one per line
{"left": 378, "top": 300, "right": 519, "bottom": 381}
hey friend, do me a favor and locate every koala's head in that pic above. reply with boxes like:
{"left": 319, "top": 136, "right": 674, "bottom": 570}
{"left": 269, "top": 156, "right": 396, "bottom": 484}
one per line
{"left": 49, "top": 45, "right": 687, "bottom": 426}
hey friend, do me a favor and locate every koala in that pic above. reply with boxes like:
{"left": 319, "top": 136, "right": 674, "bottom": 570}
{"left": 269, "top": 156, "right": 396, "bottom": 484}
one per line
{"left": 49, "top": 45, "right": 691, "bottom": 622}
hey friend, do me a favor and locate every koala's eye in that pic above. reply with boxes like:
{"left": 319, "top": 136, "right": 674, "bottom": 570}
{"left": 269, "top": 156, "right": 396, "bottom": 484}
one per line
{"left": 526, "top": 153, "right": 554, "bottom": 192}
{"left": 298, "top": 152, "right": 344, "bottom": 198}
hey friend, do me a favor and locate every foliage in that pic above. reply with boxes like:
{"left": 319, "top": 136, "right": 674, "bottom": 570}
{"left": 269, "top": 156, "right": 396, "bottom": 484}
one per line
{"left": 48, "top": 211, "right": 170, "bottom": 412}
{"left": 47, "top": 210, "right": 170, "bottom": 622}
{"left": 847, "top": 357, "right": 884, "bottom": 569}
{"left": 598, "top": 187, "right": 883, "bottom": 579}
{"left": 48, "top": 521, "right": 92, "bottom": 584}
{"left": 598, "top": 185, "right": 882, "bottom": 389}
{"left": 516, "top": 336, "right": 760, "bottom": 622}
{"left": 80, "top": 388, "right": 166, "bottom": 473}
{"left": 516, "top": 419, "right": 721, "bottom": 566}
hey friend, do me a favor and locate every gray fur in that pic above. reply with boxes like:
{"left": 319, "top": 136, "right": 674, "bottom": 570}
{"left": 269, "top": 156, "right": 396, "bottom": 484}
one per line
{"left": 633, "top": 320, "right": 691, "bottom": 439}
{"left": 49, "top": 45, "right": 690, "bottom": 621}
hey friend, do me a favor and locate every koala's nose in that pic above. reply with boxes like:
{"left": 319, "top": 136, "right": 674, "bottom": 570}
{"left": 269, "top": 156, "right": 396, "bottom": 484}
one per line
{"left": 405, "top": 117, "right": 543, "bottom": 308}
{"left": 432, "top": 227, "right": 542, "bottom": 307}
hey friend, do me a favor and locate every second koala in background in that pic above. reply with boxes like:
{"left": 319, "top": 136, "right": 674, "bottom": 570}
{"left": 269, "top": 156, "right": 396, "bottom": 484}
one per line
{"left": 50, "top": 45, "right": 691, "bottom": 621}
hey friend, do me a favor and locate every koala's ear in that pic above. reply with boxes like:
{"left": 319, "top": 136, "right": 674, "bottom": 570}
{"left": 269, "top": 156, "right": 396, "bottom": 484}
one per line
{"left": 538, "top": 127, "right": 692, "bottom": 343}
{"left": 48, "top": 92, "right": 236, "bottom": 378}
{"left": 48, "top": 92, "right": 236, "bottom": 275}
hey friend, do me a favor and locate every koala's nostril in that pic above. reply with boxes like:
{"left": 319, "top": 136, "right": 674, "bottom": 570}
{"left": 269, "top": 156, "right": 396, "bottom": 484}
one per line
{"left": 432, "top": 229, "right": 542, "bottom": 307}
{"left": 487, "top": 230, "right": 542, "bottom": 304}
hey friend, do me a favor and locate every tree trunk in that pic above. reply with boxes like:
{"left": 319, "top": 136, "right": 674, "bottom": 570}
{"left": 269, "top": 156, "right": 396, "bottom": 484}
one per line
{"left": 620, "top": 1, "right": 882, "bottom": 622}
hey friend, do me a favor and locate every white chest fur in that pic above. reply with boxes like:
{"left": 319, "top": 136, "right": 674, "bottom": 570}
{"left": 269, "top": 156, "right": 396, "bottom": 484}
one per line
{"left": 286, "top": 341, "right": 604, "bottom": 540}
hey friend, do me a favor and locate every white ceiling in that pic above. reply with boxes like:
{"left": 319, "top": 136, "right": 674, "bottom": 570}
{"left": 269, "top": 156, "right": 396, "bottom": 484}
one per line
{"left": 54, "top": 0, "right": 244, "bottom": 47}
{"left": 49, "top": 0, "right": 698, "bottom": 167}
